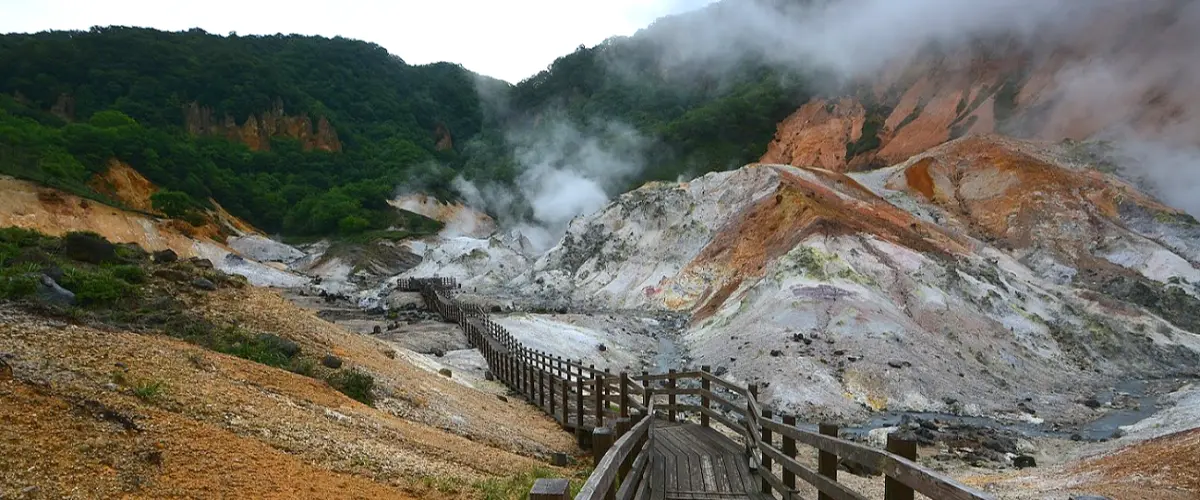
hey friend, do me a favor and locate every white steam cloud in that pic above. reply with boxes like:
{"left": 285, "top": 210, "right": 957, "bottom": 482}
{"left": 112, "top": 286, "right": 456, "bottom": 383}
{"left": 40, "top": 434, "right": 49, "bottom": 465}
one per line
{"left": 453, "top": 118, "right": 648, "bottom": 252}
{"left": 456, "top": 0, "right": 1200, "bottom": 249}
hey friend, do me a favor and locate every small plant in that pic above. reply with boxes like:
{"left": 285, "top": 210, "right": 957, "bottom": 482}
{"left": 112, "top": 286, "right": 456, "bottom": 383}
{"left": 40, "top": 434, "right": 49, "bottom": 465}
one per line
{"left": 327, "top": 368, "right": 375, "bottom": 405}
{"left": 132, "top": 379, "right": 167, "bottom": 402}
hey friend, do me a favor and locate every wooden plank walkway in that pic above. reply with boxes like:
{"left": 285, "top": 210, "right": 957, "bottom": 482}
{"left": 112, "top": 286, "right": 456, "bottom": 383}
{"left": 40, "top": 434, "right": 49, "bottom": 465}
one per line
{"left": 650, "top": 421, "right": 772, "bottom": 500}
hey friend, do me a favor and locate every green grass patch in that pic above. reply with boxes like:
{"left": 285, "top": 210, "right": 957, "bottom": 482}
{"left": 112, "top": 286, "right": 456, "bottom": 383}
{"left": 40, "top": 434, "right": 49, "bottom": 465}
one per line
{"left": 327, "top": 369, "right": 376, "bottom": 405}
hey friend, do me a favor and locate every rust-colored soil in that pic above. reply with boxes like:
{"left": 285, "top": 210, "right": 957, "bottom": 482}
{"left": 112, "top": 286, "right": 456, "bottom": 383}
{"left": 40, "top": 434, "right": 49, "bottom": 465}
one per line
{"left": 686, "top": 165, "right": 969, "bottom": 321}
{"left": 0, "top": 285, "right": 579, "bottom": 498}
{"left": 0, "top": 382, "right": 413, "bottom": 499}
{"left": 1070, "top": 429, "right": 1200, "bottom": 500}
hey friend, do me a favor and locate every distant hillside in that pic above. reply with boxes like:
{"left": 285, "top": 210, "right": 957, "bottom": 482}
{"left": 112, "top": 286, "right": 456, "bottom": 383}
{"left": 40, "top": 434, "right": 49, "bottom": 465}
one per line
{"left": 0, "top": 27, "right": 495, "bottom": 236}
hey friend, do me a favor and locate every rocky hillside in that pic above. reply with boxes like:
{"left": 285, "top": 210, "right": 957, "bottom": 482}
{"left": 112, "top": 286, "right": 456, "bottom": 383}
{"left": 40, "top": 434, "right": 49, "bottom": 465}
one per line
{"left": 762, "top": 0, "right": 1200, "bottom": 173}
{"left": 0, "top": 229, "right": 578, "bottom": 498}
{"left": 410, "top": 135, "right": 1200, "bottom": 428}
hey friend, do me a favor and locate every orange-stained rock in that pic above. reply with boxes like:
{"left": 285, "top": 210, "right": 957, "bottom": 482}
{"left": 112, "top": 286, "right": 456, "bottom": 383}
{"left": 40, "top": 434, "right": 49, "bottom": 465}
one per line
{"left": 87, "top": 159, "right": 160, "bottom": 214}
{"left": 763, "top": 0, "right": 1200, "bottom": 172}
{"left": 183, "top": 100, "right": 341, "bottom": 153}
{"left": 760, "top": 98, "right": 865, "bottom": 170}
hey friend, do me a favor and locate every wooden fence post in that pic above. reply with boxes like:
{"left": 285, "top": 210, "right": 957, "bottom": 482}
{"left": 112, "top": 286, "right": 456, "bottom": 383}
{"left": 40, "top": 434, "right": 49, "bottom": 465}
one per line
{"left": 641, "top": 371, "right": 650, "bottom": 409}
{"left": 592, "top": 427, "right": 617, "bottom": 500}
{"left": 539, "top": 362, "right": 546, "bottom": 409}
{"left": 529, "top": 478, "right": 570, "bottom": 500}
{"left": 549, "top": 372, "right": 556, "bottom": 418}
{"left": 700, "top": 365, "right": 711, "bottom": 428}
{"left": 592, "top": 427, "right": 614, "bottom": 466}
{"left": 619, "top": 372, "right": 630, "bottom": 418}
{"left": 667, "top": 369, "right": 677, "bottom": 423}
{"left": 885, "top": 435, "right": 917, "bottom": 500}
{"left": 818, "top": 424, "right": 839, "bottom": 500}
{"left": 594, "top": 373, "right": 604, "bottom": 427}
{"left": 761, "top": 408, "right": 773, "bottom": 495}
{"left": 561, "top": 377, "right": 569, "bottom": 426}
{"left": 782, "top": 415, "right": 797, "bottom": 491}
{"left": 575, "top": 376, "right": 587, "bottom": 446}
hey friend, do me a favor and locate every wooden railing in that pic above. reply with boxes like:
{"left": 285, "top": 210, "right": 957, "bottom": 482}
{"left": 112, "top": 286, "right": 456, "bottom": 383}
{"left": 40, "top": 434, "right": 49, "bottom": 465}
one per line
{"left": 404, "top": 278, "right": 992, "bottom": 500}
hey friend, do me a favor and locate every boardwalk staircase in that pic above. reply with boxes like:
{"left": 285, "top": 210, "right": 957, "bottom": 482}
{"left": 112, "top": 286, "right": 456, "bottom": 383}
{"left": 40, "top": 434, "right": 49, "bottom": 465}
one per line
{"left": 401, "top": 278, "right": 994, "bottom": 500}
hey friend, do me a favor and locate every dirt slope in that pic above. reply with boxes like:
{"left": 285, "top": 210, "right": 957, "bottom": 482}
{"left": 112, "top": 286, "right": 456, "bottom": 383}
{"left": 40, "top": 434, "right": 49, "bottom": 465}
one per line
{"left": 0, "top": 285, "right": 577, "bottom": 498}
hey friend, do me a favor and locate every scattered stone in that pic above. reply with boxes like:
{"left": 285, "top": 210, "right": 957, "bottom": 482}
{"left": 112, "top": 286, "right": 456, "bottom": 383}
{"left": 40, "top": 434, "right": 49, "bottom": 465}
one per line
{"left": 713, "top": 366, "right": 728, "bottom": 377}
{"left": 888, "top": 360, "right": 912, "bottom": 369}
{"left": 0, "top": 358, "right": 12, "bottom": 381}
{"left": 1013, "top": 455, "right": 1037, "bottom": 469}
{"left": 1070, "top": 496, "right": 1113, "bottom": 500}
{"left": 152, "top": 249, "right": 179, "bottom": 263}
{"left": 769, "top": 349, "right": 783, "bottom": 357}
{"left": 496, "top": 394, "right": 508, "bottom": 403}
{"left": 598, "top": 343, "right": 608, "bottom": 352}
{"left": 153, "top": 268, "right": 191, "bottom": 282}
{"left": 382, "top": 350, "right": 396, "bottom": 359}
{"left": 188, "top": 257, "right": 215, "bottom": 269}
{"left": 431, "top": 349, "right": 445, "bottom": 358}
{"left": 1070, "top": 433, "right": 1083, "bottom": 441}
{"left": 372, "top": 325, "right": 382, "bottom": 335}
{"left": 36, "top": 274, "right": 76, "bottom": 306}
{"left": 1082, "top": 397, "right": 1102, "bottom": 409}
{"left": 438, "top": 368, "right": 453, "bottom": 378}
{"left": 551, "top": 452, "right": 570, "bottom": 466}
{"left": 191, "top": 277, "right": 217, "bottom": 291}
{"left": 321, "top": 355, "right": 343, "bottom": 369}
{"left": 833, "top": 349, "right": 846, "bottom": 356}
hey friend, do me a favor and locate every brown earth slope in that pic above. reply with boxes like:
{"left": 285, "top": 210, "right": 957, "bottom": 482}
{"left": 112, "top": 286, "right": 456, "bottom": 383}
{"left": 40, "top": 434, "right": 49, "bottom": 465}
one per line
{"left": 0, "top": 285, "right": 578, "bottom": 498}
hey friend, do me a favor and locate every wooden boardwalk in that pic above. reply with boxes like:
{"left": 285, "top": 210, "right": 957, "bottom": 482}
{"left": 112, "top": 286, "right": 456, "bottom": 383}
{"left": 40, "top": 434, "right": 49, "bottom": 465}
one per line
{"left": 650, "top": 422, "right": 771, "bottom": 500}
{"left": 405, "top": 277, "right": 995, "bottom": 500}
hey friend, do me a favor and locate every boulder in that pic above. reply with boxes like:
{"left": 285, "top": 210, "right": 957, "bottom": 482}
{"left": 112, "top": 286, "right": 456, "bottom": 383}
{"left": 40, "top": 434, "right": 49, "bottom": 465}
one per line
{"left": 322, "top": 354, "right": 343, "bottom": 369}
{"left": 191, "top": 277, "right": 217, "bottom": 291}
{"left": 152, "top": 249, "right": 179, "bottom": 263}
{"left": 36, "top": 274, "right": 75, "bottom": 306}
{"left": 188, "top": 257, "right": 215, "bottom": 269}
{"left": 438, "top": 368, "right": 453, "bottom": 378}
{"left": 153, "top": 268, "right": 191, "bottom": 283}
{"left": 1013, "top": 455, "right": 1037, "bottom": 469}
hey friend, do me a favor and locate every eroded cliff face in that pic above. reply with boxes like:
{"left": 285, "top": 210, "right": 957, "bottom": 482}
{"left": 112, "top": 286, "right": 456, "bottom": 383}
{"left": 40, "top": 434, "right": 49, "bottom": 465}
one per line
{"left": 764, "top": 0, "right": 1200, "bottom": 172}
{"left": 183, "top": 100, "right": 342, "bottom": 152}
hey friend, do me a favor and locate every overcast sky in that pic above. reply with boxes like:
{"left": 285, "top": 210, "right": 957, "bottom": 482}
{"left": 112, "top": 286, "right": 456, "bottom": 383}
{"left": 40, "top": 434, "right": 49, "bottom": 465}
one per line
{"left": 0, "top": 0, "right": 717, "bottom": 83}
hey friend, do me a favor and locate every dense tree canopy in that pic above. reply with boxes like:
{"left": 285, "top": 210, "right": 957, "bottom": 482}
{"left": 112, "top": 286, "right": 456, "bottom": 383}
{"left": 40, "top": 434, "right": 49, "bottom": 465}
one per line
{"left": 0, "top": 21, "right": 814, "bottom": 237}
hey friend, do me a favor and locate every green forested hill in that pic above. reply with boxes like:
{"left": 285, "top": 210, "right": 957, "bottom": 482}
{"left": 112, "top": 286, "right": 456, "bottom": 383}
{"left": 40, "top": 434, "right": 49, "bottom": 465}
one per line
{"left": 0, "top": 27, "right": 492, "bottom": 235}
{"left": 0, "top": 12, "right": 813, "bottom": 237}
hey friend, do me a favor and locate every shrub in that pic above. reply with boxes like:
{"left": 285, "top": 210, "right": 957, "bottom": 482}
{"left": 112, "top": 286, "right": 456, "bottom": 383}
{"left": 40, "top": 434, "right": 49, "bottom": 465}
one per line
{"left": 108, "top": 264, "right": 147, "bottom": 284}
{"left": 0, "top": 269, "right": 39, "bottom": 300}
{"left": 63, "top": 231, "right": 119, "bottom": 264}
{"left": 327, "top": 369, "right": 375, "bottom": 405}
{"left": 59, "top": 267, "right": 136, "bottom": 306}
{"left": 0, "top": 227, "right": 46, "bottom": 247}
